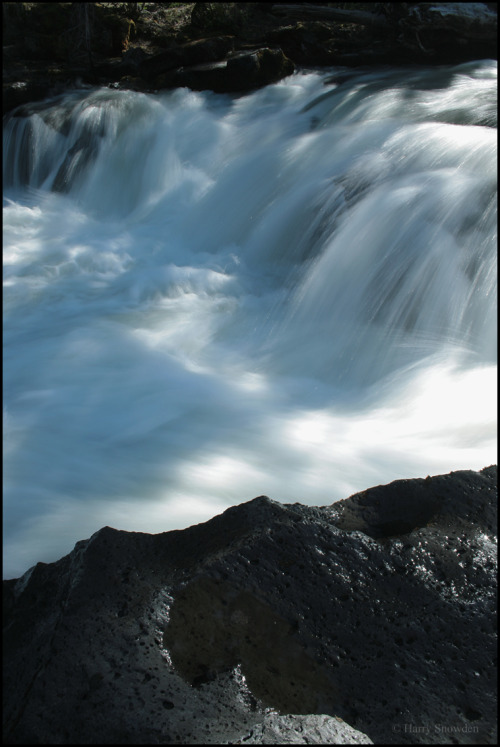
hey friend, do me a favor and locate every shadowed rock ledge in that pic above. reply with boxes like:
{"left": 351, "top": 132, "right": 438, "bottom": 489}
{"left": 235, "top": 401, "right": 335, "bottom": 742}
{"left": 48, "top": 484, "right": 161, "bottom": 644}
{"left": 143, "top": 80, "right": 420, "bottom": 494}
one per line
{"left": 3, "top": 3, "right": 498, "bottom": 114}
{"left": 3, "top": 466, "right": 497, "bottom": 744}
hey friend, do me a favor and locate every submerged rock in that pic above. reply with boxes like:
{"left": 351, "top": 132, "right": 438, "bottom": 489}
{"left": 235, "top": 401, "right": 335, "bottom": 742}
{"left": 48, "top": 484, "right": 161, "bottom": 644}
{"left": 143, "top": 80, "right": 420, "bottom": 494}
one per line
{"left": 2, "top": 467, "right": 497, "bottom": 744}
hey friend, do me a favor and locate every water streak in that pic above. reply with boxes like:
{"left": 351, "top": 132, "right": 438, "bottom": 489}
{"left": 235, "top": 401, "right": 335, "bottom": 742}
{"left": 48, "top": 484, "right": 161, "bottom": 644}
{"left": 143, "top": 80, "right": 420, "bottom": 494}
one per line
{"left": 3, "top": 61, "right": 497, "bottom": 578}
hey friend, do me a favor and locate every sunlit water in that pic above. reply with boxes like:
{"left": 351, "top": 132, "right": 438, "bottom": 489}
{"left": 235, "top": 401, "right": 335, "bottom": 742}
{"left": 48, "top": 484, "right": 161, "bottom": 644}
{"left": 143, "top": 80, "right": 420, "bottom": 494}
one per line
{"left": 3, "top": 61, "right": 497, "bottom": 578}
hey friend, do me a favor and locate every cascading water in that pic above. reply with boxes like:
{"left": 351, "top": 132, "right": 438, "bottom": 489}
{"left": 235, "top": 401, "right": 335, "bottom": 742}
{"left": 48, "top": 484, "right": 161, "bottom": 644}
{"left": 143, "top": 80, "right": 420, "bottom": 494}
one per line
{"left": 3, "top": 60, "right": 497, "bottom": 578}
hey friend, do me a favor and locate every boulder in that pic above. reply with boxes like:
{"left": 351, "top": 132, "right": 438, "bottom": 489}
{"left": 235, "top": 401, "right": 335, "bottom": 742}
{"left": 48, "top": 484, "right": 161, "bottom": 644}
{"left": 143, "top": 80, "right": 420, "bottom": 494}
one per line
{"left": 3, "top": 466, "right": 497, "bottom": 744}
{"left": 159, "top": 47, "right": 295, "bottom": 94}
{"left": 139, "top": 36, "right": 235, "bottom": 80}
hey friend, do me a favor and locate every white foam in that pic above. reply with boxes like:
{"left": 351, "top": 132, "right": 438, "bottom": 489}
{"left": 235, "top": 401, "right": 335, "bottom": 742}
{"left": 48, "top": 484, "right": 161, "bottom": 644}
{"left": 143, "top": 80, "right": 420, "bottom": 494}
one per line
{"left": 3, "top": 62, "right": 497, "bottom": 578}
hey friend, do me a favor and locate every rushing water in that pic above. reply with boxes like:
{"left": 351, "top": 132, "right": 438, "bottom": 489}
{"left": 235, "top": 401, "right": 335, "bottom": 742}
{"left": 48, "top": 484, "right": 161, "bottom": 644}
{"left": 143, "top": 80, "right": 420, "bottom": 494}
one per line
{"left": 3, "top": 61, "right": 497, "bottom": 578}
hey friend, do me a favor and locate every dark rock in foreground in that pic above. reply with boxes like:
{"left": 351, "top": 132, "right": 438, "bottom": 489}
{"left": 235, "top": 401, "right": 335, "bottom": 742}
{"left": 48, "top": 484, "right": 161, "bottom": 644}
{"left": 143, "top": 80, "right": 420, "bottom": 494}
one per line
{"left": 3, "top": 467, "right": 497, "bottom": 744}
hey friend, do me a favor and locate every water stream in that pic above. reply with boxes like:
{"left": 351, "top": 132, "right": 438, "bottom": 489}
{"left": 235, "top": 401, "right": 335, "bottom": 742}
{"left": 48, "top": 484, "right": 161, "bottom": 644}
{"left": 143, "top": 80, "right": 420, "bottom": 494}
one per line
{"left": 3, "top": 60, "right": 497, "bottom": 578}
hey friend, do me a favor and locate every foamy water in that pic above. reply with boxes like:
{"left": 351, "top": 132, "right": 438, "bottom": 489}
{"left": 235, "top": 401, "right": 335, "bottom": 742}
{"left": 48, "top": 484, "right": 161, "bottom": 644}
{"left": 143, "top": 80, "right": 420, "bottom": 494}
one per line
{"left": 3, "top": 60, "right": 497, "bottom": 578}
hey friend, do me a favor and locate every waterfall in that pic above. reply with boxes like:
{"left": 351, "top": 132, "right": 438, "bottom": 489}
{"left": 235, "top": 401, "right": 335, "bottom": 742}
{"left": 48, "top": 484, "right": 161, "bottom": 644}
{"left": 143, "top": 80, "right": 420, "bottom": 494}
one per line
{"left": 3, "top": 60, "right": 497, "bottom": 578}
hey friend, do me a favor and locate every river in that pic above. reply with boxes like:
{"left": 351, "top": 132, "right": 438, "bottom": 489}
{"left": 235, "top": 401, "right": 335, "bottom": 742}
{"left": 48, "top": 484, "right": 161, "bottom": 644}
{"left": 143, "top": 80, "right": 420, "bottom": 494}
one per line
{"left": 3, "top": 60, "right": 497, "bottom": 578}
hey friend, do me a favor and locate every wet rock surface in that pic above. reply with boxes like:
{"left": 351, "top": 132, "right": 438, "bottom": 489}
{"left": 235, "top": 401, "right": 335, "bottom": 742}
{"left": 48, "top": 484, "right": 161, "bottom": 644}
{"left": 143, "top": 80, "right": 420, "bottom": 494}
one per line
{"left": 3, "top": 466, "right": 497, "bottom": 744}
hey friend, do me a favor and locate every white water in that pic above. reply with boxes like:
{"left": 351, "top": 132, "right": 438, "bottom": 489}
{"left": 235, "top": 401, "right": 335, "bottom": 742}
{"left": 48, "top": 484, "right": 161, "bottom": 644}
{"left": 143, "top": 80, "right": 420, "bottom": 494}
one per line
{"left": 3, "top": 61, "right": 497, "bottom": 579}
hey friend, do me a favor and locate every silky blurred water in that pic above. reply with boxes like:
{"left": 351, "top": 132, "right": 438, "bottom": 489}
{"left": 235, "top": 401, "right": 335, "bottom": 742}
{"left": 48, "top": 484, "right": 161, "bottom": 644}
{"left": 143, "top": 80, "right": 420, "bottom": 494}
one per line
{"left": 3, "top": 60, "right": 497, "bottom": 578}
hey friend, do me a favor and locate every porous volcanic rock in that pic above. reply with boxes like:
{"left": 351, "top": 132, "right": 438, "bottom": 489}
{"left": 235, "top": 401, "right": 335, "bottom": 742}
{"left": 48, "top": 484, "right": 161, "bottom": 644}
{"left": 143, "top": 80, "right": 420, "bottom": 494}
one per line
{"left": 233, "top": 713, "right": 373, "bottom": 744}
{"left": 3, "top": 466, "right": 497, "bottom": 744}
